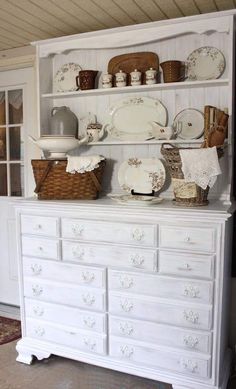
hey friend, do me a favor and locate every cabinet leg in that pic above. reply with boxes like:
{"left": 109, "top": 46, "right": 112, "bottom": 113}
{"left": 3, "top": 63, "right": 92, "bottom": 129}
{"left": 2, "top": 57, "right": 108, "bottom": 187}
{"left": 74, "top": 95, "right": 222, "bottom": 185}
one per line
{"left": 16, "top": 338, "right": 51, "bottom": 364}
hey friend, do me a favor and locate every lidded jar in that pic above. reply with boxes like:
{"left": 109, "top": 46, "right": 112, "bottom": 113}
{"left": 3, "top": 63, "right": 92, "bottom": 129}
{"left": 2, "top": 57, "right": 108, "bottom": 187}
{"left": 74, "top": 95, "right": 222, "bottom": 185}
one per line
{"left": 145, "top": 68, "right": 157, "bottom": 85}
{"left": 130, "top": 69, "right": 142, "bottom": 86}
{"left": 49, "top": 106, "right": 78, "bottom": 138}
{"left": 115, "top": 69, "right": 127, "bottom": 87}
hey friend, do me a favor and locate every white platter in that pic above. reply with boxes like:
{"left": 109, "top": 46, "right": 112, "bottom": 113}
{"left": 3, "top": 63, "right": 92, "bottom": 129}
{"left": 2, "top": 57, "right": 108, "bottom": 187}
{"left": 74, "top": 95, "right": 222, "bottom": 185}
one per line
{"left": 118, "top": 157, "right": 166, "bottom": 194}
{"left": 173, "top": 108, "right": 204, "bottom": 140}
{"left": 187, "top": 46, "right": 225, "bottom": 81}
{"left": 54, "top": 63, "right": 82, "bottom": 92}
{"left": 108, "top": 194, "right": 163, "bottom": 206}
{"left": 103, "top": 97, "right": 167, "bottom": 141}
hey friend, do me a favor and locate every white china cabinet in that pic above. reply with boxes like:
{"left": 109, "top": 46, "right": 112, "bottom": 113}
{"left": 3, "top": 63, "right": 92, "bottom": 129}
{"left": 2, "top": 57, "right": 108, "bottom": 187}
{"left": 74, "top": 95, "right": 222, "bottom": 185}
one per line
{"left": 16, "top": 10, "right": 235, "bottom": 389}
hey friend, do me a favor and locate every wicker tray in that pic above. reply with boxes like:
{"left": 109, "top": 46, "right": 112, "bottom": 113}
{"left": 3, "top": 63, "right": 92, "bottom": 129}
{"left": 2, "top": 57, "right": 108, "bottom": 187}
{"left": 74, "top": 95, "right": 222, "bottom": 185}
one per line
{"left": 31, "top": 159, "right": 105, "bottom": 200}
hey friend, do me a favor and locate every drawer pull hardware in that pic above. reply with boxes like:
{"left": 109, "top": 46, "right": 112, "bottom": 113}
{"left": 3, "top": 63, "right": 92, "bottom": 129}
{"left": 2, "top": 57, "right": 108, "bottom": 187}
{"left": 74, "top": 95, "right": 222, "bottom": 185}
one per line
{"left": 34, "top": 326, "right": 45, "bottom": 337}
{"left": 180, "top": 358, "right": 198, "bottom": 373}
{"left": 183, "top": 335, "right": 199, "bottom": 349}
{"left": 183, "top": 285, "right": 200, "bottom": 298}
{"left": 130, "top": 254, "right": 145, "bottom": 267}
{"left": 38, "top": 246, "right": 43, "bottom": 252}
{"left": 82, "top": 271, "right": 95, "bottom": 284}
{"left": 132, "top": 228, "right": 144, "bottom": 242}
{"left": 33, "top": 306, "right": 44, "bottom": 316}
{"left": 83, "top": 317, "right": 96, "bottom": 328}
{"left": 120, "top": 299, "right": 133, "bottom": 313}
{"left": 183, "top": 310, "right": 199, "bottom": 324}
{"left": 184, "top": 236, "right": 191, "bottom": 243}
{"left": 30, "top": 264, "right": 42, "bottom": 275}
{"left": 119, "top": 322, "right": 134, "bottom": 336}
{"left": 83, "top": 337, "right": 96, "bottom": 351}
{"left": 178, "top": 263, "right": 192, "bottom": 271}
{"left": 120, "top": 345, "right": 134, "bottom": 358}
{"left": 33, "top": 224, "right": 42, "bottom": 231}
{"left": 119, "top": 275, "right": 134, "bottom": 289}
{"left": 32, "top": 285, "right": 43, "bottom": 296}
{"left": 72, "top": 247, "right": 85, "bottom": 260}
{"left": 72, "top": 225, "right": 84, "bottom": 237}
{"left": 82, "top": 294, "right": 95, "bottom": 306}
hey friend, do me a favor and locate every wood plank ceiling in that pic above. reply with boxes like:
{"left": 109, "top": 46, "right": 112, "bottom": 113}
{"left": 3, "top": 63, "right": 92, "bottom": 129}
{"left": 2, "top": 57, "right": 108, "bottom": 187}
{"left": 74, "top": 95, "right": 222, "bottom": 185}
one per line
{"left": 0, "top": 0, "right": 235, "bottom": 50}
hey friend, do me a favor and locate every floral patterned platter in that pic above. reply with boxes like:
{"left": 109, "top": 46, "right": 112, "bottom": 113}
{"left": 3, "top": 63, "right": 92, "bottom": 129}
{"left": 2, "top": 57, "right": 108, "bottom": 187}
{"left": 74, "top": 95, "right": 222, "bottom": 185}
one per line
{"left": 118, "top": 157, "right": 166, "bottom": 194}
{"left": 108, "top": 194, "right": 163, "bottom": 206}
{"left": 103, "top": 97, "right": 167, "bottom": 141}
{"left": 54, "top": 63, "right": 82, "bottom": 92}
{"left": 187, "top": 46, "right": 225, "bottom": 81}
{"left": 173, "top": 108, "right": 204, "bottom": 140}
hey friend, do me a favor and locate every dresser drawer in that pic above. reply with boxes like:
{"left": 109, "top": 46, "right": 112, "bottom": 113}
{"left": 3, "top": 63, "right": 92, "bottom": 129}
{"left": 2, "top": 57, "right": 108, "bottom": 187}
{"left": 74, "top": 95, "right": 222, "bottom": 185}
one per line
{"left": 21, "top": 215, "right": 59, "bottom": 237}
{"left": 109, "top": 337, "right": 211, "bottom": 378}
{"left": 109, "top": 293, "right": 212, "bottom": 330}
{"left": 159, "top": 251, "right": 214, "bottom": 280}
{"left": 62, "top": 241, "right": 158, "bottom": 272}
{"left": 24, "top": 279, "right": 106, "bottom": 312}
{"left": 26, "top": 318, "right": 107, "bottom": 355}
{"left": 159, "top": 225, "right": 216, "bottom": 252}
{"left": 108, "top": 270, "right": 213, "bottom": 304}
{"left": 25, "top": 298, "right": 106, "bottom": 333}
{"left": 109, "top": 315, "right": 212, "bottom": 354}
{"left": 23, "top": 257, "right": 106, "bottom": 289}
{"left": 21, "top": 236, "right": 59, "bottom": 260}
{"left": 61, "top": 218, "right": 157, "bottom": 247}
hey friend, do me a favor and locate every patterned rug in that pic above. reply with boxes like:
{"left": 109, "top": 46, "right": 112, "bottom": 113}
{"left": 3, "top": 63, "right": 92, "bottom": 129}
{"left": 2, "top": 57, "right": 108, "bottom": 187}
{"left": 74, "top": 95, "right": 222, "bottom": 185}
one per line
{"left": 0, "top": 316, "right": 21, "bottom": 345}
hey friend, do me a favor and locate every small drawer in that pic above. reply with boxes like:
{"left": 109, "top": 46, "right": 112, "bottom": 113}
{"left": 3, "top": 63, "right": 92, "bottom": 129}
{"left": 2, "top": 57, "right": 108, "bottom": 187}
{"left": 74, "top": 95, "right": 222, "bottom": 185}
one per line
{"left": 61, "top": 218, "right": 157, "bottom": 247}
{"left": 25, "top": 298, "right": 106, "bottom": 334}
{"left": 159, "top": 225, "right": 216, "bottom": 252}
{"left": 108, "top": 270, "right": 213, "bottom": 304}
{"left": 109, "top": 315, "right": 212, "bottom": 354}
{"left": 109, "top": 337, "right": 211, "bottom": 378}
{"left": 21, "top": 215, "right": 59, "bottom": 237}
{"left": 24, "top": 279, "right": 106, "bottom": 312}
{"left": 26, "top": 318, "right": 107, "bottom": 355}
{"left": 62, "top": 241, "right": 158, "bottom": 272}
{"left": 21, "top": 236, "right": 59, "bottom": 260}
{"left": 109, "top": 293, "right": 212, "bottom": 330}
{"left": 23, "top": 257, "right": 106, "bottom": 288}
{"left": 159, "top": 251, "right": 214, "bottom": 280}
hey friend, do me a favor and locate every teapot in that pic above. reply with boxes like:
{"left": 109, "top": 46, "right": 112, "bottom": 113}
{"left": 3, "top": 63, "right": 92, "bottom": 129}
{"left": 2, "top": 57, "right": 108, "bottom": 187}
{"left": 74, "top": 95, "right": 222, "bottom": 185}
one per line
{"left": 86, "top": 122, "right": 104, "bottom": 142}
{"left": 149, "top": 121, "right": 176, "bottom": 140}
{"left": 49, "top": 106, "right": 78, "bottom": 138}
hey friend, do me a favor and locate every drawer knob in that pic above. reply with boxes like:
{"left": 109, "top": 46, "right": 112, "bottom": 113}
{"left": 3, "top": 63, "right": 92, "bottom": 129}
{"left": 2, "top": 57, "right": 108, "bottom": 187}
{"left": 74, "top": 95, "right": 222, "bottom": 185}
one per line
{"left": 33, "top": 224, "right": 42, "bottom": 231}
{"left": 183, "top": 310, "right": 199, "bottom": 324}
{"left": 34, "top": 326, "right": 45, "bottom": 337}
{"left": 183, "top": 335, "right": 199, "bottom": 349}
{"left": 130, "top": 254, "right": 145, "bottom": 268}
{"left": 120, "top": 345, "right": 134, "bottom": 358}
{"left": 120, "top": 299, "right": 133, "bottom": 313}
{"left": 32, "top": 285, "right": 43, "bottom": 296}
{"left": 132, "top": 228, "right": 144, "bottom": 242}
{"left": 83, "top": 337, "right": 96, "bottom": 351}
{"left": 119, "top": 275, "right": 134, "bottom": 289}
{"left": 119, "top": 322, "right": 134, "bottom": 336}
{"left": 72, "top": 225, "right": 84, "bottom": 237}
{"left": 72, "top": 247, "right": 85, "bottom": 260}
{"left": 82, "top": 293, "right": 95, "bottom": 306}
{"left": 37, "top": 246, "right": 43, "bottom": 252}
{"left": 33, "top": 306, "right": 44, "bottom": 316}
{"left": 183, "top": 285, "right": 200, "bottom": 299}
{"left": 184, "top": 236, "right": 191, "bottom": 243}
{"left": 180, "top": 358, "right": 198, "bottom": 373}
{"left": 82, "top": 271, "right": 95, "bottom": 284}
{"left": 30, "top": 263, "right": 42, "bottom": 276}
{"left": 178, "top": 263, "right": 192, "bottom": 272}
{"left": 83, "top": 316, "right": 96, "bottom": 328}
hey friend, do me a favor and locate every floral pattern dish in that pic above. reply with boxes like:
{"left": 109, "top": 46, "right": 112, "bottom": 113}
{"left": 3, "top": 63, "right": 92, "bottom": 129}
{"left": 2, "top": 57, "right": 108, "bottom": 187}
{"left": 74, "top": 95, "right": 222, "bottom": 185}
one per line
{"left": 187, "top": 46, "right": 225, "bottom": 81}
{"left": 54, "top": 63, "right": 82, "bottom": 92}
{"left": 108, "top": 194, "right": 163, "bottom": 206}
{"left": 173, "top": 108, "right": 204, "bottom": 140}
{"left": 118, "top": 158, "right": 166, "bottom": 194}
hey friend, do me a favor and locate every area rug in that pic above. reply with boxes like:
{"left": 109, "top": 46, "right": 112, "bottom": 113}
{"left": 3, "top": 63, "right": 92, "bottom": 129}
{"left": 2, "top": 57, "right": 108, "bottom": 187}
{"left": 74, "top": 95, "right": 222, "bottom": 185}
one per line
{"left": 0, "top": 316, "right": 21, "bottom": 345}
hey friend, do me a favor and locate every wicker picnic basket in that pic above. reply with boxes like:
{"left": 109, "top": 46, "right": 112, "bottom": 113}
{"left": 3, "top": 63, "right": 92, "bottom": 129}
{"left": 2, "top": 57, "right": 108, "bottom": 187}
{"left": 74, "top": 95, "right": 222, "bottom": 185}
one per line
{"left": 31, "top": 159, "right": 105, "bottom": 200}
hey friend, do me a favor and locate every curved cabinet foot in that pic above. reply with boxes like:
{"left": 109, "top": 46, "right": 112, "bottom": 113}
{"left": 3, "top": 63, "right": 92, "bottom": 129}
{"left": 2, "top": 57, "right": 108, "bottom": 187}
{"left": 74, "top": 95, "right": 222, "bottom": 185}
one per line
{"left": 16, "top": 338, "right": 51, "bottom": 364}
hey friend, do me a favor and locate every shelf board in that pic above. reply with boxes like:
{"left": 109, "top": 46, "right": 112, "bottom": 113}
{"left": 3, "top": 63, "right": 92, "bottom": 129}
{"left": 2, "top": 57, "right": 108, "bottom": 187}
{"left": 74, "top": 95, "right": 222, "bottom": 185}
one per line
{"left": 42, "top": 79, "right": 229, "bottom": 99}
{"left": 86, "top": 139, "right": 205, "bottom": 145}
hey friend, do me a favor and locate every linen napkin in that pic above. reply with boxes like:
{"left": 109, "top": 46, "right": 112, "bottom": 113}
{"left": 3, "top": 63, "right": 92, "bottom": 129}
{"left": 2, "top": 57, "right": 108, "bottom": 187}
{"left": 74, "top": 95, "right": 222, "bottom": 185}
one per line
{"left": 66, "top": 155, "right": 104, "bottom": 174}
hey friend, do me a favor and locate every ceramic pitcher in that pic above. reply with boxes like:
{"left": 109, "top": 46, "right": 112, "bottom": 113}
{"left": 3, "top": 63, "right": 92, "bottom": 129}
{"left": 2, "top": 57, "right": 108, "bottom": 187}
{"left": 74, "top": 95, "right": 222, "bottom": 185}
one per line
{"left": 50, "top": 106, "right": 78, "bottom": 137}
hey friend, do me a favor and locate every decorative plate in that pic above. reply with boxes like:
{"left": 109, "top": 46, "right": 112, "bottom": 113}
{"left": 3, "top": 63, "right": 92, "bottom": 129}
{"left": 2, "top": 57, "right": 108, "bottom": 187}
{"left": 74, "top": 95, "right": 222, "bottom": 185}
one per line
{"left": 103, "top": 97, "right": 167, "bottom": 141}
{"left": 54, "top": 63, "right": 82, "bottom": 92}
{"left": 173, "top": 108, "right": 204, "bottom": 140}
{"left": 187, "top": 46, "right": 225, "bottom": 81}
{"left": 108, "top": 194, "right": 163, "bottom": 206}
{"left": 118, "top": 158, "right": 166, "bottom": 194}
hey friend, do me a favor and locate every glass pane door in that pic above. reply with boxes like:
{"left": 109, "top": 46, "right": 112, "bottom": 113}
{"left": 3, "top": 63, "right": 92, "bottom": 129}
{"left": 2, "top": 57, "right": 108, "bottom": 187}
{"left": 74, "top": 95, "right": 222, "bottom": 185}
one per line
{"left": 0, "top": 88, "right": 24, "bottom": 197}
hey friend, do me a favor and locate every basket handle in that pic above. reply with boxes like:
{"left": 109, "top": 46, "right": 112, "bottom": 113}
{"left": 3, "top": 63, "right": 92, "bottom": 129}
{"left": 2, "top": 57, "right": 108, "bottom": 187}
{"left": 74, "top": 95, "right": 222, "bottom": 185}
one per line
{"left": 34, "top": 160, "right": 54, "bottom": 194}
{"left": 161, "top": 143, "right": 178, "bottom": 152}
{"left": 88, "top": 170, "right": 102, "bottom": 191}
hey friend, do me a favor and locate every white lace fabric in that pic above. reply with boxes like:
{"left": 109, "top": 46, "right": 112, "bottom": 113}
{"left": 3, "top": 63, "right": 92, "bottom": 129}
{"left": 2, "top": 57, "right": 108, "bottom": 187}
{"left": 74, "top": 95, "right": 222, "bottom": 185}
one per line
{"left": 66, "top": 155, "right": 104, "bottom": 174}
{"left": 179, "top": 146, "right": 221, "bottom": 189}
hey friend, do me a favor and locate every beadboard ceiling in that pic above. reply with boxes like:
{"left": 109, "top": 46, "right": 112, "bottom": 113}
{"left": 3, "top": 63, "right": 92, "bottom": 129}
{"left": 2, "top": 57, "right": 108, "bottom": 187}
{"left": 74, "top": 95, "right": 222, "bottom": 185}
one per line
{"left": 0, "top": 0, "right": 235, "bottom": 51}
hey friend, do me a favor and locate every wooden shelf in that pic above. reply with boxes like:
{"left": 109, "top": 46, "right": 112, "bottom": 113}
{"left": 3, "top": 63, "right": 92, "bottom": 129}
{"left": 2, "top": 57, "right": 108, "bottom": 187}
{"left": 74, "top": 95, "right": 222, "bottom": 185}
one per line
{"left": 42, "top": 79, "right": 229, "bottom": 99}
{"left": 85, "top": 138, "right": 205, "bottom": 146}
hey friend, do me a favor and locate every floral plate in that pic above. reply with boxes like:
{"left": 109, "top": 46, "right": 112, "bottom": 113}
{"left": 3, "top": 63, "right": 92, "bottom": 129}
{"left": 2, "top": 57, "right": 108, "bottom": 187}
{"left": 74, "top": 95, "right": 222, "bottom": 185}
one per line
{"left": 108, "top": 194, "right": 163, "bottom": 206}
{"left": 187, "top": 46, "right": 225, "bottom": 81}
{"left": 54, "top": 62, "right": 82, "bottom": 92}
{"left": 118, "top": 157, "right": 166, "bottom": 194}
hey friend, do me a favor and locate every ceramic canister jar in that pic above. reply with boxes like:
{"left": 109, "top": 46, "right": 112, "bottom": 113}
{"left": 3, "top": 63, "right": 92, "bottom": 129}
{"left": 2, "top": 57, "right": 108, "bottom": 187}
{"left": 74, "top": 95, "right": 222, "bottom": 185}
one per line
{"left": 145, "top": 67, "right": 157, "bottom": 85}
{"left": 102, "top": 73, "right": 113, "bottom": 88}
{"left": 115, "top": 69, "right": 127, "bottom": 87}
{"left": 130, "top": 69, "right": 142, "bottom": 86}
{"left": 49, "top": 106, "right": 78, "bottom": 137}
{"left": 77, "top": 70, "right": 98, "bottom": 90}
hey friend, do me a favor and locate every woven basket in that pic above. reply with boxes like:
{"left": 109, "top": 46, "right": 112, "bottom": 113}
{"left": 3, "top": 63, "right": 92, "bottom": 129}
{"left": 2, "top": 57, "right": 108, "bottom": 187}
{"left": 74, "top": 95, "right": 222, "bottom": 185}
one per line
{"left": 161, "top": 143, "right": 211, "bottom": 206}
{"left": 160, "top": 60, "right": 182, "bottom": 83}
{"left": 31, "top": 159, "right": 105, "bottom": 200}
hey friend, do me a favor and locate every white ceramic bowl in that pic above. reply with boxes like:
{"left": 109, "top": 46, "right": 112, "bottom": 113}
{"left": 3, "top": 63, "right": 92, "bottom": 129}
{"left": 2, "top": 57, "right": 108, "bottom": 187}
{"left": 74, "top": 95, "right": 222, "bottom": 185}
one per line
{"left": 29, "top": 135, "right": 85, "bottom": 158}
